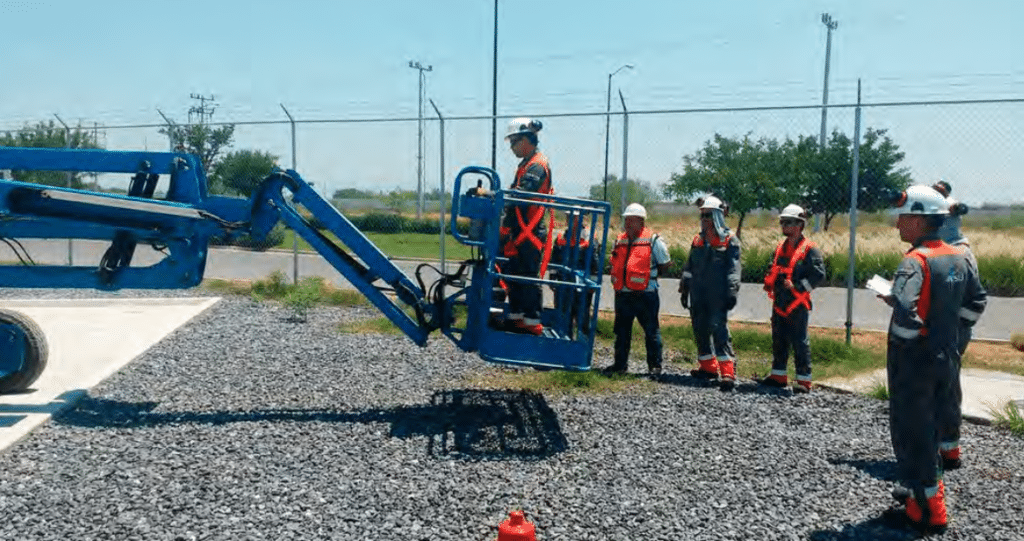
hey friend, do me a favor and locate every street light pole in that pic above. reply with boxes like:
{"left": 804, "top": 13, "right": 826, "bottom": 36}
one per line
{"left": 603, "top": 64, "right": 633, "bottom": 201}
{"left": 409, "top": 60, "right": 433, "bottom": 219}
{"left": 819, "top": 13, "right": 838, "bottom": 150}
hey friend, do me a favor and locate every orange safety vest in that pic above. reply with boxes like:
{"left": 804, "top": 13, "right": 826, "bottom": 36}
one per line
{"left": 764, "top": 237, "right": 815, "bottom": 317}
{"left": 610, "top": 227, "right": 656, "bottom": 291}
{"left": 556, "top": 231, "right": 590, "bottom": 250}
{"left": 905, "top": 239, "right": 962, "bottom": 337}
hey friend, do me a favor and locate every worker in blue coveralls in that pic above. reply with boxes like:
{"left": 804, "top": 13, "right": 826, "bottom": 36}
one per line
{"left": 679, "top": 195, "right": 742, "bottom": 391}
{"left": 930, "top": 180, "right": 984, "bottom": 471}
{"left": 880, "top": 184, "right": 986, "bottom": 534}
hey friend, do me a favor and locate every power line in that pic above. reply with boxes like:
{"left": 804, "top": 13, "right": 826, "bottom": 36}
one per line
{"left": 188, "top": 93, "right": 217, "bottom": 125}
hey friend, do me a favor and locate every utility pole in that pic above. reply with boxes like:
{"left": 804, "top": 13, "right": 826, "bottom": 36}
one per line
{"left": 491, "top": 0, "right": 498, "bottom": 170}
{"left": 156, "top": 108, "right": 177, "bottom": 151}
{"left": 189, "top": 93, "right": 217, "bottom": 125}
{"left": 408, "top": 60, "right": 432, "bottom": 219}
{"left": 819, "top": 13, "right": 838, "bottom": 150}
{"left": 603, "top": 64, "right": 633, "bottom": 201}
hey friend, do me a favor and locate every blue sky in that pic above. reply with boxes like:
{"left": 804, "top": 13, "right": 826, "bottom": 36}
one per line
{"left": 3, "top": 0, "right": 1022, "bottom": 204}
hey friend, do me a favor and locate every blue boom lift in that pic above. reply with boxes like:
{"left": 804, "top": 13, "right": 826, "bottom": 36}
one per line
{"left": 0, "top": 147, "right": 609, "bottom": 393}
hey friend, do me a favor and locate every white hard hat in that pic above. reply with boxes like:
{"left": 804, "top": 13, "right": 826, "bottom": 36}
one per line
{"left": 779, "top": 204, "right": 807, "bottom": 222}
{"left": 698, "top": 195, "right": 725, "bottom": 212}
{"left": 892, "top": 185, "right": 950, "bottom": 216}
{"left": 505, "top": 117, "right": 542, "bottom": 140}
{"left": 622, "top": 203, "right": 647, "bottom": 219}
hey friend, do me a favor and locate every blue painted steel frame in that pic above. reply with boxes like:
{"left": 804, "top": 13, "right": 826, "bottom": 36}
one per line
{"left": 449, "top": 167, "right": 611, "bottom": 371}
{"left": 0, "top": 148, "right": 610, "bottom": 371}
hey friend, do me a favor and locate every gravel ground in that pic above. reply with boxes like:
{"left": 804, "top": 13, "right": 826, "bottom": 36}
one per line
{"left": 1, "top": 289, "right": 1023, "bottom": 541}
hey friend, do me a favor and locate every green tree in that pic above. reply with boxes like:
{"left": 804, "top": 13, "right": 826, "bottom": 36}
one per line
{"left": 665, "top": 133, "right": 785, "bottom": 239}
{"left": 0, "top": 120, "right": 102, "bottom": 188}
{"left": 382, "top": 187, "right": 415, "bottom": 213}
{"left": 589, "top": 175, "right": 660, "bottom": 217}
{"left": 210, "top": 149, "right": 279, "bottom": 197}
{"left": 803, "top": 128, "right": 912, "bottom": 230}
{"left": 160, "top": 123, "right": 235, "bottom": 177}
{"left": 333, "top": 187, "right": 376, "bottom": 199}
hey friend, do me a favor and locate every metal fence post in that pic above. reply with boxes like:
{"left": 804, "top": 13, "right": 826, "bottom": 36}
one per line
{"left": 53, "top": 114, "right": 73, "bottom": 266}
{"left": 430, "top": 100, "right": 446, "bottom": 275}
{"left": 619, "top": 90, "right": 629, "bottom": 217}
{"left": 281, "top": 104, "right": 299, "bottom": 285}
{"left": 844, "top": 80, "right": 863, "bottom": 346}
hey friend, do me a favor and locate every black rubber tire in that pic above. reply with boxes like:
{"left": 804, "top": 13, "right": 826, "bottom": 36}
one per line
{"left": 0, "top": 309, "right": 49, "bottom": 394}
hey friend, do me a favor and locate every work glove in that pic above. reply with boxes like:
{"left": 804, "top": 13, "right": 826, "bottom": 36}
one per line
{"left": 680, "top": 289, "right": 690, "bottom": 310}
{"left": 725, "top": 296, "right": 737, "bottom": 311}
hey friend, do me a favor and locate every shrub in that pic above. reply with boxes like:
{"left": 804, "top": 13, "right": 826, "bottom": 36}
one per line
{"left": 284, "top": 276, "right": 324, "bottom": 322}
{"left": 350, "top": 212, "right": 407, "bottom": 234}
{"left": 867, "top": 382, "right": 890, "bottom": 400}
{"left": 989, "top": 400, "right": 1024, "bottom": 438}
{"left": 741, "top": 245, "right": 774, "bottom": 284}
{"left": 211, "top": 223, "right": 287, "bottom": 252}
{"left": 977, "top": 254, "right": 1024, "bottom": 297}
{"left": 1011, "top": 333, "right": 1024, "bottom": 353}
{"left": 251, "top": 270, "right": 289, "bottom": 300}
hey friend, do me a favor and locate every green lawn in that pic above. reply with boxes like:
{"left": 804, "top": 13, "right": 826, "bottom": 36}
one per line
{"left": 279, "top": 229, "right": 474, "bottom": 260}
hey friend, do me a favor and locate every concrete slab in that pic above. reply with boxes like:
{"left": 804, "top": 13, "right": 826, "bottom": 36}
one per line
{"left": 0, "top": 297, "right": 220, "bottom": 453}
{"left": 819, "top": 367, "right": 1024, "bottom": 423}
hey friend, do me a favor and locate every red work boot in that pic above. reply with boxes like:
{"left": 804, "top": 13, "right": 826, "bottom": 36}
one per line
{"left": 718, "top": 360, "right": 736, "bottom": 392}
{"left": 940, "top": 444, "right": 962, "bottom": 470}
{"left": 690, "top": 356, "right": 719, "bottom": 379}
{"left": 903, "top": 482, "right": 949, "bottom": 534}
{"left": 759, "top": 373, "right": 788, "bottom": 388}
{"left": 511, "top": 320, "right": 543, "bottom": 336}
{"left": 793, "top": 379, "right": 812, "bottom": 394}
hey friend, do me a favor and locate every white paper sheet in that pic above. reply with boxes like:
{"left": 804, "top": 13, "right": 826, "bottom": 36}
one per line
{"left": 866, "top": 274, "right": 893, "bottom": 297}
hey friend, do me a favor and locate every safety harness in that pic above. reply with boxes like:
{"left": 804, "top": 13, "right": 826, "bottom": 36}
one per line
{"left": 764, "top": 237, "right": 815, "bottom": 317}
{"left": 500, "top": 153, "right": 554, "bottom": 276}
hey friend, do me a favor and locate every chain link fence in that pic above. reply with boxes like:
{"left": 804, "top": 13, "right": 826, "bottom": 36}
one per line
{"left": 2, "top": 97, "right": 1022, "bottom": 292}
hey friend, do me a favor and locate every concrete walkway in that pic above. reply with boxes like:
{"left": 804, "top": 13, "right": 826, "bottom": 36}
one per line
{"left": 0, "top": 297, "right": 220, "bottom": 453}
{"left": 817, "top": 368, "right": 1024, "bottom": 424}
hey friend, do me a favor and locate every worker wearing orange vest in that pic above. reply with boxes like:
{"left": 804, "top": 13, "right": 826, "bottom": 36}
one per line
{"left": 500, "top": 118, "right": 553, "bottom": 336}
{"left": 931, "top": 180, "right": 983, "bottom": 470}
{"left": 760, "top": 204, "right": 826, "bottom": 394}
{"left": 880, "top": 185, "right": 986, "bottom": 534}
{"left": 603, "top": 203, "right": 671, "bottom": 376}
{"left": 679, "top": 195, "right": 742, "bottom": 391}
{"left": 550, "top": 209, "right": 600, "bottom": 338}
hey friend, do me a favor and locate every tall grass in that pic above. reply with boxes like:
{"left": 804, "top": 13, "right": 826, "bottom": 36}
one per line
{"left": 990, "top": 401, "right": 1024, "bottom": 438}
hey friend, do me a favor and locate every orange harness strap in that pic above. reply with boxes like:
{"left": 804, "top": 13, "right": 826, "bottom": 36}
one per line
{"left": 766, "top": 238, "right": 814, "bottom": 317}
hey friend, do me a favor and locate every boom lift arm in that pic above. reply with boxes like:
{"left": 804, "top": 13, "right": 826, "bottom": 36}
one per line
{"left": 0, "top": 147, "right": 609, "bottom": 393}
